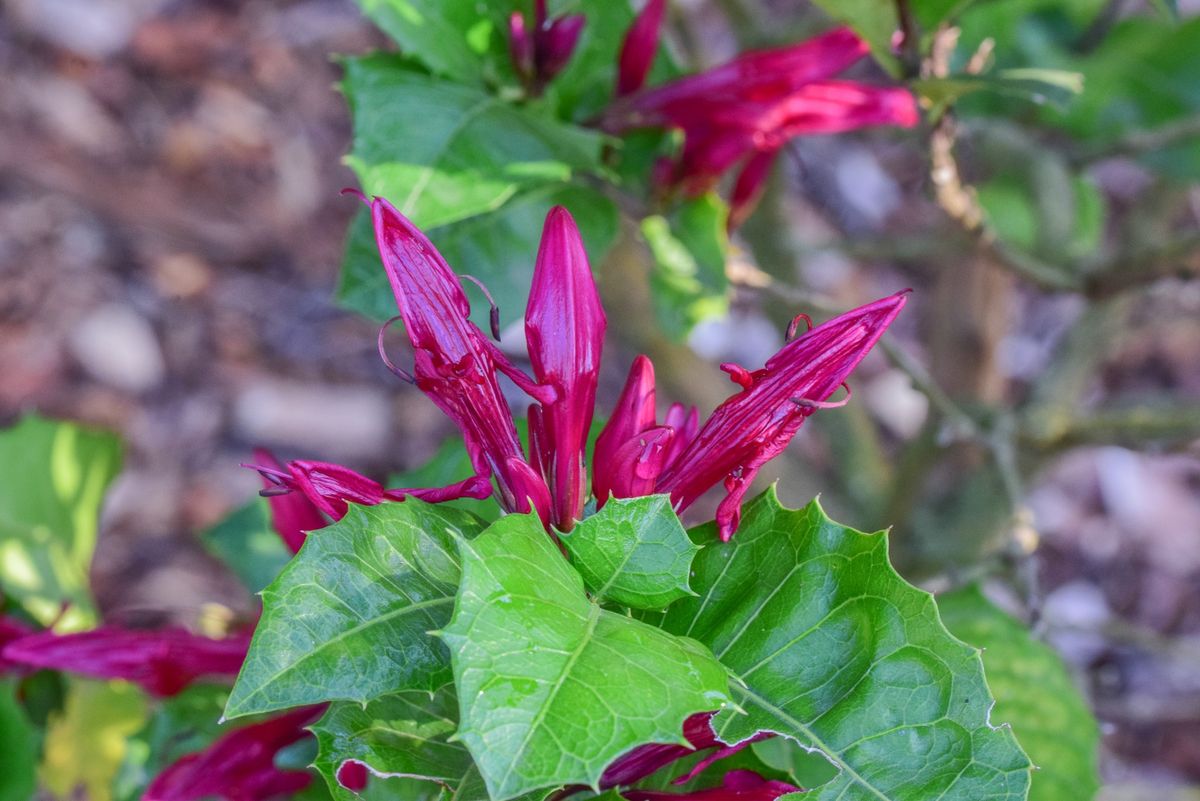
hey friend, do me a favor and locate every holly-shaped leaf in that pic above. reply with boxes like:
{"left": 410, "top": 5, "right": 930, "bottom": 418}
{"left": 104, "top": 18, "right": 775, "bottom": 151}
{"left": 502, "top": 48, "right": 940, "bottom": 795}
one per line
{"left": 224, "top": 501, "right": 486, "bottom": 719}
{"left": 938, "top": 585, "right": 1100, "bottom": 801}
{"left": 312, "top": 691, "right": 574, "bottom": 801}
{"left": 441, "top": 513, "right": 730, "bottom": 801}
{"left": 0, "top": 414, "right": 122, "bottom": 628}
{"left": 561, "top": 495, "right": 698, "bottom": 609}
{"left": 662, "top": 490, "right": 1032, "bottom": 801}
{"left": 311, "top": 688, "right": 469, "bottom": 800}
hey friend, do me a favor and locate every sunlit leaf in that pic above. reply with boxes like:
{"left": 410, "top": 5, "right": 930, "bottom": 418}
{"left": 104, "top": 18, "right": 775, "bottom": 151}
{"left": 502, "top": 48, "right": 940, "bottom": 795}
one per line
{"left": 561, "top": 495, "right": 698, "bottom": 610}
{"left": 0, "top": 415, "right": 122, "bottom": 628}
{"left": 225, "top": 501, "right": 486, "bottom": 719}
{"left": 662, "top": 490, "right": 1032, "bottom": 801}
{"left": 41, "top": 679, "right": 148, "bottom": 801}
{"left": 441, "top": 512, "right": 730, "bottom": 801}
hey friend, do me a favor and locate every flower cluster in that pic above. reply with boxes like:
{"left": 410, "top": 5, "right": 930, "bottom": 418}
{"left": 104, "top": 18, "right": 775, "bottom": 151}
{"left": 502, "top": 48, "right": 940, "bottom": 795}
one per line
{"left": 608, "top": 16, "right": 919, "bottom": 227}
{"left": 256, "top": 197, "right": 905, "bottom": 541}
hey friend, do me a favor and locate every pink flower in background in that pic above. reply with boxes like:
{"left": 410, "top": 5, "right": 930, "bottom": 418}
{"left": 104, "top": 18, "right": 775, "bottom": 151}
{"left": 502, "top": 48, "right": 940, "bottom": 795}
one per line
{"left": 143, "top": 706, "right": 321, "bottom": 801}
{"left": 616, "top": 0, "right": 667, "bottom": 96}
{"left": 1, "top": 626, "right": 250, "bottom": 697}
{"left": 604, "top": 24, "right": 919, "bottom": 227}
{"left": 509, "top": 0, "right": 585, "bottom": 93}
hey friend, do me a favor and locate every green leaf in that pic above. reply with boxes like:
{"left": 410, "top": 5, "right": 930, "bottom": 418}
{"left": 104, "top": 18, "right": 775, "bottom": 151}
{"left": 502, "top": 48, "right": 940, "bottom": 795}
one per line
{"left": 640, "top": 194, "right": 730, "bottom": 339}
{"left": 41, "top": 678, "right": 149, "bottom": 801}
{"left": 914, "top": 69, "right": 1084, "bottom": 114}
{"left": 938, "top": 586, "right": 1100, "bottom": 801}
{"left": 224, "top": 501, "right": 486, "bottom": 719}
{"left": 352, "top": 0, "right": 507, "bottom": 85}
{"left": 342, "top": 54, "right": 605, "bottom": 231}
{"left": 312, "top": 688, "right": 470, "bottom": 800}
{"left": 0, "top": 414, "right": 122, "bottom": 627}
{"left": 338, "top": 183, "right": 618, "bottom": 327}
{"left": 200, "top": 498, "right": 293, "bottom": 593}
{"left": 0, "top": 679, "right": 37, "bottom": 801}
{"left": 807, "top": 0, "right": 900, "bottom": 76}
{"left": 662, "top": 490, "right": 1032, "bottom": 801}
{"left": 560, "top": 495, "right": 698, "bottom": 610}
{"left": 441, "top": 512, "right": 731, "bottom": 801}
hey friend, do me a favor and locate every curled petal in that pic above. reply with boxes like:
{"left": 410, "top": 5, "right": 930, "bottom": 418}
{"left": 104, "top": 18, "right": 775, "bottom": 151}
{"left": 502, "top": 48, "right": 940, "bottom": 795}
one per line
{"left": 593, "top": 355, "right": 657, "bottom": 505}
{"left": 657, "top": 292, "right": 907, "bottom": 537}
{"left": 252, "top": 448, "right": 328, "bottom": 554}
{"left": 617, "top": 0, "right": 667, "bottom": 96}
{"left": 662, "top": 402, "right": 699, "bottom": 471}
{"left": 143, "top": 706, "right": 321, "bottom": 801}
{"left": 526, "top": 207, "right": 606, "bottom": 529}
{"left": 605, "top": 427, "right": 675, "bottom": 501}
{"left": 2, "top": 626, "right": 249, "bottom": 697}
{"left": 394, "top": 475, "right": 495, "bottom": 504}
{"left": 502, "top": 456, "right": 554, "bottom": 529}
{"left": 283, "top": 460, "right": 392, "bottom": 520}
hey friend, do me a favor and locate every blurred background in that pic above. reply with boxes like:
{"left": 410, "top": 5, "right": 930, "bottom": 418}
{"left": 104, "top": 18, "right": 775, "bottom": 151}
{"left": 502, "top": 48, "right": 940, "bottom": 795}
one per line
{"left": 1, "top": 0, "right": 1198, "bottom": 797}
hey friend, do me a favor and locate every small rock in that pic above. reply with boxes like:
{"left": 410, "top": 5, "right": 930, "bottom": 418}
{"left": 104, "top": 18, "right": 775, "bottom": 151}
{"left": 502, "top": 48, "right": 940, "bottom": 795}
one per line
{"left": 69, "top": 303, "right": 166, "bottom": 393}
{"left": 233, "top": 379, "right": 392, "bottom": 460}
{"left": 862, "top": 368, "right": 929, "bottom": 438}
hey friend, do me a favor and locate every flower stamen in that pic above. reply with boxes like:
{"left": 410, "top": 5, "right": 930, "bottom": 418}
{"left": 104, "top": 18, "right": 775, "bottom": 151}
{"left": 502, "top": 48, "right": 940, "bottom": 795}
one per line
{"left": 376, "top": 314, "right": 416, "bottom": 385}
{"left": 791, "top": 381, "right": 852, "bottom": 410}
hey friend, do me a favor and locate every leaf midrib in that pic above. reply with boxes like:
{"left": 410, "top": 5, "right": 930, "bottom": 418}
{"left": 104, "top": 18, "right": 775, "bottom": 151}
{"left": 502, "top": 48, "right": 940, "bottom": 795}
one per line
{"left": 495, "top": 603, "right": 602, "bottom": 796}
{"left": 229, "top": 595, "right": 454, "bottom": 715}
{"left": 728, "top": 686, "right": 892, "bottom": 801}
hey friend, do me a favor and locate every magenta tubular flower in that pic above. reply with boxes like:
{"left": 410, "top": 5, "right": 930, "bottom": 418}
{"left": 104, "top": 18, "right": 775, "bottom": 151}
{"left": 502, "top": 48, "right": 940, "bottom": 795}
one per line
{"left": 252, "top": 448, "right": 327, "bottom": 554}
{"left": 617, "top": 0, "right": 667, "bottom": 96}
{"left": 143, "top": 705, "right": 321, "bottom": 801}
{"left": 508, "top": 0, "right": 585, "bottom": 92}
{"left": 657, "top": 292, "right": 908, "bottom": 540}
{"left": 593, "top": 355, "right": 658, "bottom": 504}
{"left": 624, "top": 770, "right": 800, "bottom": 801}
{"left": 371, "top": 196, "right": 553, "bottom": 521}
{"left": 603, "top": 26, "right": 918, "bottom": 226}
{"left": 525, "top": 207, "right": 606, "bottom": 530}
{"left": 2, "top": 626, "right": 250, "bottom": 697}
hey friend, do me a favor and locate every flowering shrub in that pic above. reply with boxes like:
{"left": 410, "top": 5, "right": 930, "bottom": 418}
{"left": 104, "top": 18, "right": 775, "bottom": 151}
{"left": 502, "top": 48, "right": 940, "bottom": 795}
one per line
{"left": 14, "top": 0, "right": 1184, "bottom": 799}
